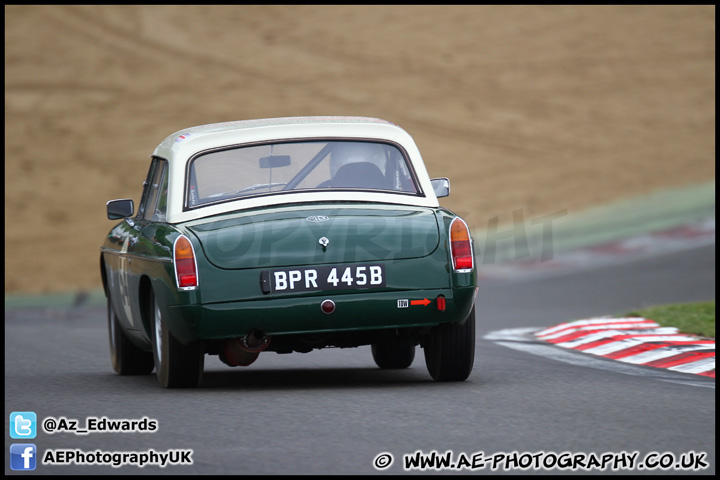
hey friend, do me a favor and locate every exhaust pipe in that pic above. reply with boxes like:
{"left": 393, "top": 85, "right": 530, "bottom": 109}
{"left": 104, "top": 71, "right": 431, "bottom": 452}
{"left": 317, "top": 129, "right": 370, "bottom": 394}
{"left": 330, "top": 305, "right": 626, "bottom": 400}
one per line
{"left": 220, "top": 330, "right": 271, "bottom": 367}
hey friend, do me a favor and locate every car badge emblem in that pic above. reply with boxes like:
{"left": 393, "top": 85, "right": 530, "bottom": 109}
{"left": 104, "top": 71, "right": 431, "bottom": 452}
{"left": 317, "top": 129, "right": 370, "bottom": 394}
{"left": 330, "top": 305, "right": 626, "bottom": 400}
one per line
{"left": 318, "top": 237, "right": 330, "bottom": 248}
{"left": 306, "top": 215, "right": 329, "bottom": 223}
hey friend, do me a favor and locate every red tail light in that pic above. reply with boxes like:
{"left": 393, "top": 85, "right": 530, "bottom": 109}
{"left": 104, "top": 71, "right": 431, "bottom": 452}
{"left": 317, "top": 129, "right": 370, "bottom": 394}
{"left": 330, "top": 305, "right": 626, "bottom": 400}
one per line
{"left": 450, "top": 217, "right": 474, "bottom": 271}
{"left": 174, "top": 235, "right": 198, "bottom": 289}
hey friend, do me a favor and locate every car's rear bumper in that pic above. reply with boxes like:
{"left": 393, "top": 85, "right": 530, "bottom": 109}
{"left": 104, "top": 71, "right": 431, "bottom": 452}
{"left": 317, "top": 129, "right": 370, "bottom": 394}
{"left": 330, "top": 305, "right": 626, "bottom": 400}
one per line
{"left": 166, "top": 286, "right": 477, "bottom": 344}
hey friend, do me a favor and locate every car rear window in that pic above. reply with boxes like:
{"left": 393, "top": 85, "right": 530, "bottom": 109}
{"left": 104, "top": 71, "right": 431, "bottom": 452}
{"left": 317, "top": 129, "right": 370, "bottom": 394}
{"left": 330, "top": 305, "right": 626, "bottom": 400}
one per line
{"left": 186, "top": 140, "right": 420, "bottom": 208}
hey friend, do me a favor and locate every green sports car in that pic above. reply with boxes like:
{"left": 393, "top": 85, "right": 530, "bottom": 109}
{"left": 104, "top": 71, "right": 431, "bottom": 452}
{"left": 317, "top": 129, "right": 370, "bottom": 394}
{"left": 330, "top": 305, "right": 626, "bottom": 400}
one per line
{"left": 100, "top": 117, "right": 477, "bottom": 388}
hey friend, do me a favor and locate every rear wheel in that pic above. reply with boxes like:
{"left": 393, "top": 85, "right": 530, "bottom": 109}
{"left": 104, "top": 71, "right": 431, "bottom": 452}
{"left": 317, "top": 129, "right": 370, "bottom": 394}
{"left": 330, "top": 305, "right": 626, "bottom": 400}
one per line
{"left": 371, "top": 336, "right": 415, "bottom": 369}
{"left": 423, "top": 306, "right": 475, "bottom": 381}
{"left": 107, "top": 296, "right": 154, "bottom": 375}
{"left": 150, "top": 289, "right": 204, "bottom": 388}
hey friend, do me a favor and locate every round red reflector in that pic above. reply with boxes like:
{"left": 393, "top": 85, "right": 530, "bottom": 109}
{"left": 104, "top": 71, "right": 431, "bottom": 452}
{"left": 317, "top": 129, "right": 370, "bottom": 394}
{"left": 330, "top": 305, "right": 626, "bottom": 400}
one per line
{"left": 321, "top": 299, "right": 335, "bottom": 314}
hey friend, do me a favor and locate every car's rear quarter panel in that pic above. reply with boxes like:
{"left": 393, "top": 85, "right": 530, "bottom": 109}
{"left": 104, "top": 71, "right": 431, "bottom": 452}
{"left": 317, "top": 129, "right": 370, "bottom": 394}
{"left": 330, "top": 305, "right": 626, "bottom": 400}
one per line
{"left": 102, "top": 221, "right": 188, "bottom": 347}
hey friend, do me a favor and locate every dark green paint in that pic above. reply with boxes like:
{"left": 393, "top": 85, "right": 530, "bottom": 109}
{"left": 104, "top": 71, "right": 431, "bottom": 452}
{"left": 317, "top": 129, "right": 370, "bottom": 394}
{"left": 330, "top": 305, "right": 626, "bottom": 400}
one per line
{"left": 101, "top": 202, "right": 476, "bottom": 348}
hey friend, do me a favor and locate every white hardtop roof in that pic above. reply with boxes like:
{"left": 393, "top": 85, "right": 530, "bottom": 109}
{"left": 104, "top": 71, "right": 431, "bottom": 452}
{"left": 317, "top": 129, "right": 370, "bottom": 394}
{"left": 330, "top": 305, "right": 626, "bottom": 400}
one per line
{"left": 153, "top": 116, "right": 409, "bottom": 162}
{"left": 153, "top": 116, "right": 440, "bottom": 223}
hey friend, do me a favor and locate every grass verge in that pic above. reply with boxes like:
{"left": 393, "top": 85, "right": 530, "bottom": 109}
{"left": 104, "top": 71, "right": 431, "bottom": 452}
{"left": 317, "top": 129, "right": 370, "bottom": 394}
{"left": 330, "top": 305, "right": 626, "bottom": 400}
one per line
{"left": 625, "top": 301, "right": 715, "bottom": 339}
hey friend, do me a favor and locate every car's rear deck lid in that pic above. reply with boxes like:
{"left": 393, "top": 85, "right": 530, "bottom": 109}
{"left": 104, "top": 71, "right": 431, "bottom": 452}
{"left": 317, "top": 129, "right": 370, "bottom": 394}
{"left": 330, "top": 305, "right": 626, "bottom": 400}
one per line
{"left": 187, "top": 204, "right": 440, "bottom": 269}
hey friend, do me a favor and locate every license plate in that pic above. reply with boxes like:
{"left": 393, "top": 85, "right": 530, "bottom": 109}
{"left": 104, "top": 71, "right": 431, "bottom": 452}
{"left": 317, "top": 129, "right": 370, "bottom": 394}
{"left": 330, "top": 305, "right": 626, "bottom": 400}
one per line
{"left": 261, "top": 264, "right": 385, "bottom": 293}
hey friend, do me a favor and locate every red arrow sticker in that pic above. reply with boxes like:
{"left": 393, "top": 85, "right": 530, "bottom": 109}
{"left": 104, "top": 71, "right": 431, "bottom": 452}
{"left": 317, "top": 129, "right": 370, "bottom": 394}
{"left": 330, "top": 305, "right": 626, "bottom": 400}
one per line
{"left": 410, "top": 298, "right": 431, "bottom": 307}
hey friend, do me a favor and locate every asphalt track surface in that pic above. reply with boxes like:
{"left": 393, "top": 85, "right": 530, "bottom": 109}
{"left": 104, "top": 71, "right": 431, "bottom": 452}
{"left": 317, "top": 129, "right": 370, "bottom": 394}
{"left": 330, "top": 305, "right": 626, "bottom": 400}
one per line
{"left": 4, "top": 236, "right": 714, "bottom": 475}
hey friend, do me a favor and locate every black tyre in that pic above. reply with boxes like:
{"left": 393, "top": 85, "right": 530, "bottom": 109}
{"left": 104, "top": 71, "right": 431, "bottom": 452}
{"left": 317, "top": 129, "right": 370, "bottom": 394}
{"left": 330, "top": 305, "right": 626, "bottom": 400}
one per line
{"left": 423, "top": 306, "right": 475, "bottom": 381}
{"left": 371, "top": 337, "right": 416, "bottom": 369}
{"left": 150, "top": 289, "right": 204, "bottom": 388}
{"left": 107, "top": 296, "right": 154, "bottom": 375}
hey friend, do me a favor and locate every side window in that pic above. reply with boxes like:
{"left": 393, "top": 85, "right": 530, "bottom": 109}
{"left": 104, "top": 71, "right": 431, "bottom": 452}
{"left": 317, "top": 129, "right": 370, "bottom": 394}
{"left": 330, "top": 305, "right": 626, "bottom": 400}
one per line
{"left": 136, "top": 160, "right": 157, "bottom": 219}
{"left": 152, "top": 166, "right": 169, "bottom": 221}
{"left": 139, "top": 158, "right": 168, "bottom": 221}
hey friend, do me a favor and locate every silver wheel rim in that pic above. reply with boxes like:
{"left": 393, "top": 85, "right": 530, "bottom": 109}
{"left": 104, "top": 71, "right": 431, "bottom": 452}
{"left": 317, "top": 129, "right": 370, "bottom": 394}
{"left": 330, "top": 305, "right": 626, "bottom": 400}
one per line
{"left": 109, "top": 309, "right": 117, "bottom": 351}
{"left": 154, "top": 300, "right": 163, "bottom": 369}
